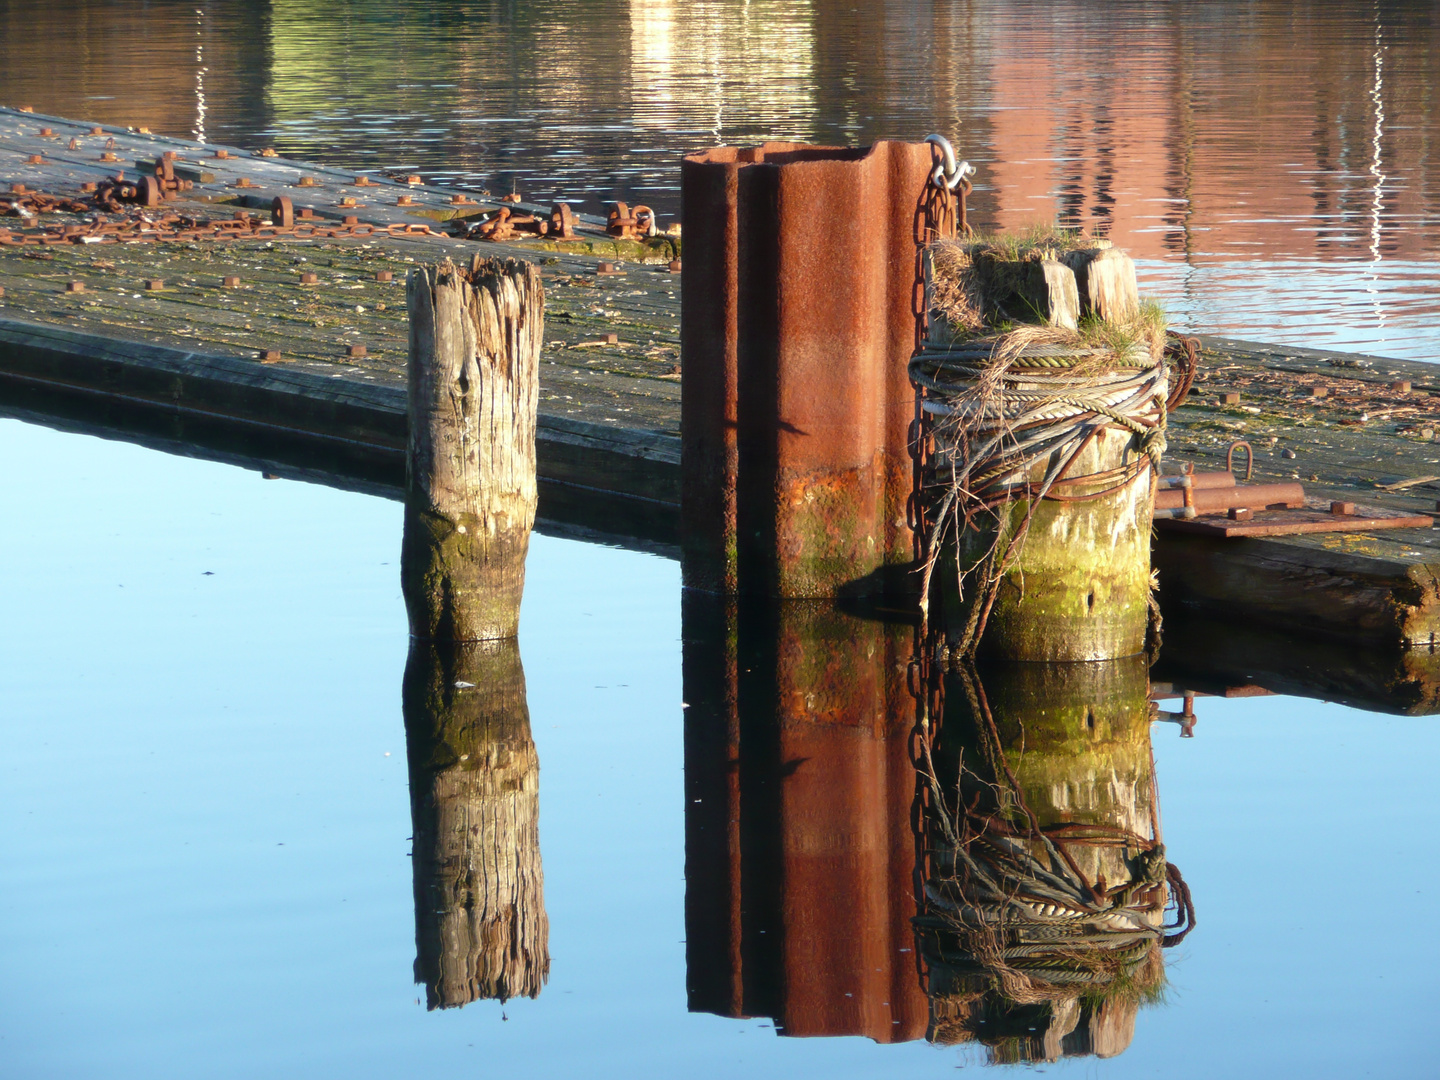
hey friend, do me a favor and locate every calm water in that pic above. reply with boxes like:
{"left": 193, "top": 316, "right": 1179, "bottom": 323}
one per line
{"left": 2, "top": 0, "right": 1440, "bottom": 358}
{"left": 2, "top": 417, "right": 1439, "bottom": 1076}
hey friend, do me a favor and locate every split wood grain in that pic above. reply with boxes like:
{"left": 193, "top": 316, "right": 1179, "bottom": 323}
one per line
{"left": 403, "top": 256, "right": 543, "bottom": 641}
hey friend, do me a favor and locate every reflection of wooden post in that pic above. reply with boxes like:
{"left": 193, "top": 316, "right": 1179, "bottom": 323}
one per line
{"left": 403, "top": 256, "right": 542, "bottom": 642}
{"left": 404, "top": 638, "right": 549, "bottom": 1008}
{"left": 919, "top": 658, "right": 1182, "bottom": 1064}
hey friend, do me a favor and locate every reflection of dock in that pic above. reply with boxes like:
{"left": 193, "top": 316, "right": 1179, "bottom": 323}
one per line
{"left": 683, "top": 598, "right": 927, "bottom": 1041}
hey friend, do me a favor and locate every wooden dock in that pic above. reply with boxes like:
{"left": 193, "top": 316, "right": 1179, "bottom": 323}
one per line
{"left": 5, "top": 106, "right": 1440, "bottom": 650}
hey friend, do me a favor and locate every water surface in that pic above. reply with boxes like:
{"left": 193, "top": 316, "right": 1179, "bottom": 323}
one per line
{"left": 1, "top": 0, "right": 1438, "bottom": 358}
{"left": 1, "top": 418, "right": 1438, "bottom": 1076}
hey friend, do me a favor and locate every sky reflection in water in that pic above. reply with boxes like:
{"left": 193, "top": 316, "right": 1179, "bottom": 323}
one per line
{"left": 1, "top": 418, "right": 1438, "bottom": 1076}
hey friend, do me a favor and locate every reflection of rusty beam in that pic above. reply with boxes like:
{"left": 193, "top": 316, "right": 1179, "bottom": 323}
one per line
{"left": 683, "top": 597, "right": 927, "bottom": 1042}
{"left": 680, "top": 142, "right": 936, "bottom": 599}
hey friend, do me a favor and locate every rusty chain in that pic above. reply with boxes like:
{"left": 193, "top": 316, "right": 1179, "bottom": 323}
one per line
{"left": 0, "top": 198, "right": 442, "bottom": 248}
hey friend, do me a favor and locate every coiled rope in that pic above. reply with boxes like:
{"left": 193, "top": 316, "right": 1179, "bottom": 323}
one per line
{"left": 910, "top": 326, "right": 1187, "bottom": 657}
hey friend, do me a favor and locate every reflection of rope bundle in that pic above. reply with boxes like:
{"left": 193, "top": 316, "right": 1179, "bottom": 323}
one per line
{"left": 913, "top": 671, "right": 1194, "bottom": 1014}
{"left": 910, "top": 325, "right": 1196, "bottom": 655}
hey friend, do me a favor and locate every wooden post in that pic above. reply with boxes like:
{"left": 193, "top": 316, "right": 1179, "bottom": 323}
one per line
{"left": 403, "top": 256, "right": 542, "bottom": 642}
{"left": 404, "top": 637, "right": 549, "bottom": 1008}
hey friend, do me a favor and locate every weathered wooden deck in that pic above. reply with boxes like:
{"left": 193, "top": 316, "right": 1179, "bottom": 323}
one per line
{"left": 5, "top": 106, "right": 1440, "bottom": 648}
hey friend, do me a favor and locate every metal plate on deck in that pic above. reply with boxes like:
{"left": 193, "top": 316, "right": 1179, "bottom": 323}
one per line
{"left": 1154, "top": 497, "right": 1433, "bottom": 538}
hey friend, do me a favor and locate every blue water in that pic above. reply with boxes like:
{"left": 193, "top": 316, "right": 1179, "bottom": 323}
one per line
{"left": 0, "top": 417, "right": 1437, "bottom": 1076}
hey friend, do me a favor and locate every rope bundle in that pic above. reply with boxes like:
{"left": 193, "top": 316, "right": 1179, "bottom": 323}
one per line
{"left": 910, "top": 326, "right": 1190, "bottom": 656}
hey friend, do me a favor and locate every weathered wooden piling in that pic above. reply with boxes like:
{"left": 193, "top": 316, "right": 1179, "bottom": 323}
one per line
{"left": 680, "top": 141, "right": 940, "bottom": 600}
{"left": 404, "top": 637, "right": 548, "bottom": 1008}
{"left": 915, "top": 239, "right": 1168, "bottom": 661}
{"left": 917, "top": 659, "right": 1190, "bottom": 1062}
{"left": 403, "top": 256, "right": 542, "bottom": 641}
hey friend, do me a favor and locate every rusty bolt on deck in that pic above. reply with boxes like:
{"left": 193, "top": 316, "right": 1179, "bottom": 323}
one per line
{"left": 1331, "top": 501, "right": 1357, "bottom": 516}
{"left": 260, "top": 349, "right": 282, "bottom": 362}
{"left": 374, "top": 271, "right": 393, "bottom": 283}
{"left": 1391, "top": 380, "right": 1412, "bottom": 393}
{"left": 338, "top": 196, "right": 357, "bottom": 207}
{"left": 596, "top": 262, "right": 624, "bottom": 276}
{"left": 396, "top": 195, "right": 414, "bottom": 207}
{"left": 668, "top": 259, "right": 682, "bottom": 273}
{"left": 298, "top": 272, "right": 318, "bottom": 286}
{"left": 37, "top": 127, "right": 52, "bottom": 137}
{"left": 214, "top": 149, "right": 230, "bottom": 159}
{"left": 80, "top": 182, "right": 96, "bottom": 193}
{"left": 144, "top": 279, "right": 164, "bottom": 291}
{"left": 353, "top": 176, "right": 373, "bottom": 187}
{"left": 346, "top": 344, "right": 367, "bottom": 358}
{"left": 26, "top": 154, "right": 42, "bottom": 164}
{"left": 602, "top": 332, "right": 619, "bottom": 345}
{"left": 296, "top": 176, "right": 317, "bottom": 187}
{"left": 342, "top": 215, "right": 358, "bottom": 225}
{"left": 65, "top": 281, "right": 85, "bottom": 293}
{"left": 99, "top": 152, "right": 118, "bottom": 163}
{"left": 405, "top": 175, "right": 422, "bottom": 186}
{"left": 233, "top": 177, "right": 254, "bottom": 188}
{"left": 89, "top": 126, "right": 103, "bottom": 136}
{"left": 1219, "top": 392, "right": 1240, "bottom": 405}
{"left": 222, "top": 276, "right": 241, "bottom": 288}
{"left": 1305, "top": 386, "right": 1329, "bottom": 399}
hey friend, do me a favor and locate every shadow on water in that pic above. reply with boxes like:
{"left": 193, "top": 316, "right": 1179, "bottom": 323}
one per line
{"left": 680, "top": 595, "right": 1196, "bottom": 1062}
{"left": 402, "top": 637, "right": 549, "bottom": 1009}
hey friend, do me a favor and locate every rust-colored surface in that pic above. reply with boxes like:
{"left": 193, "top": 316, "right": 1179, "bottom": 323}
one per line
{"left": 683, "top": 597, "right": 928, "bottom": 1043}
{"left": 681, "top": 141, "right": 939, "bottom": 599}
{"left": 1156, "top": 497, "right": 1433, "bottom": 538}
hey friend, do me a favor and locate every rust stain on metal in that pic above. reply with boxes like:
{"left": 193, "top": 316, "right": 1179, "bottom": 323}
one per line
{"left": 681, "top": 140, "right": 939, "bottom": 598}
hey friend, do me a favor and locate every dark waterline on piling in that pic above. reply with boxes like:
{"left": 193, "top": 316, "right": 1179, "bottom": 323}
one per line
{"left": 1, "top": 0, "right": 1439, "bottom": 359}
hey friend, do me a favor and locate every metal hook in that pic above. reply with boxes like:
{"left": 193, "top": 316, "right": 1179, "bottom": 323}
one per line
{"left": 924, "top": 133, "right": 975, "bottom": 192}
{"left": 1227, "top": 439, "right": 1254, "bottom": 482}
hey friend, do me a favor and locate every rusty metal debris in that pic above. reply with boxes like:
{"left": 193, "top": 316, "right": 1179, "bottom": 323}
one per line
{"left": 549, "top": 202, "right": 576, "bottom": 239}
{"left": 1226, "top": 439, "right": 1253, "bottom": 481}
{"left": 606, "top": 201, "right": 654, "bottom": 240}
{"left": 0, "top": 183, "right": 444, "bottom": 247}
{"left": 1157, "top": 497, "right": 1431, "bottom": 537}
{"left": 464, "top": 206, "right": 550, "bottom": 242}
